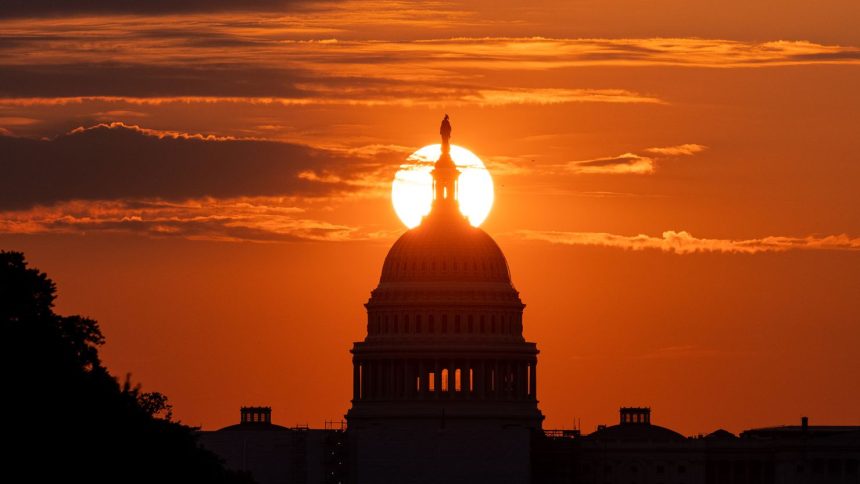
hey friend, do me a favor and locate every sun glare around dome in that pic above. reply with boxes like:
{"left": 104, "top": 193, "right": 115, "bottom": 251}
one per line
{"left": 392, "top": 144, "right": 494, "bottom": 228}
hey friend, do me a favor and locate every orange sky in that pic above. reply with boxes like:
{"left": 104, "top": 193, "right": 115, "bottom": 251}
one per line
{"left": 1, "top": 0, "right": 859, "bottom": 435}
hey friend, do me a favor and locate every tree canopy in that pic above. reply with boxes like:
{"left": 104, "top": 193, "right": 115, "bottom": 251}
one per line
{"left": 0, "top": 250, "right": 252, "bottom": 483}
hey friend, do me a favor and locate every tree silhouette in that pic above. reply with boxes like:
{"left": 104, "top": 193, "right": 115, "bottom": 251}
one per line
{"left": 0, "top": 251, "right": 253, "bottom": 484}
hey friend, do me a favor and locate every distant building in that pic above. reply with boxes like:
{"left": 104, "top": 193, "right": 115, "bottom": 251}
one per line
{"left": 198, "top": 120, "right": 860, "bottom": 484}
{"left": 199, "top": 407, "right": 346, "bottom": 484}
{"left": 536, "top": 408, "right": 860, "bottom": 484}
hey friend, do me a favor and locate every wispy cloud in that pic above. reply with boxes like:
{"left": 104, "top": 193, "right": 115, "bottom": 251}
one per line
{"left": 2, "top": 15, "right": 856, "bottom": 108}
{"left": 0, "top": 197, "right": 368, "bottom": 243}
{"left": 0, "top": 87, "right": 663, "bottom": 109}
{"left": 69, "top": 121, "right": 242, "bottom": 141}
{"left": 518, "top": 230, "right": 860, "bottom": 254}
{"left": 567, "top": 144, "right": 705, "bottom": 175}
{"left": 645, "top": 144, "right": 707, "bottom": 156}
{"left": 567, "top": 153, "right": 657, "bottom": 175}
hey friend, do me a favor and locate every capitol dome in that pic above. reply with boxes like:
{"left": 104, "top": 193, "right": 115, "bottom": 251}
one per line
{"left": 379, "top": 208, "right": 511, "bottom": 285}
{"left": 363, "top": 118, "right": 526, "bottom": 342}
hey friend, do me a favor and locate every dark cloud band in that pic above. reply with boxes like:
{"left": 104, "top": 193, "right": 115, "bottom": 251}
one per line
{"left": 0, "top": 123, "right": 385, "bottom": 210}
{"left": 1, "top": 0, "right": 321, "bottom": 17}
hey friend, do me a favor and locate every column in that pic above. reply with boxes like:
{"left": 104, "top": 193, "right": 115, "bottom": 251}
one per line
{"left": 501, "top": 360, "right": 509, "bottom": 399}
{"left": 418, "top": 359, "right": 425, "bottom": 399}
{"left": 364, "top": 361, "right": 372, "bottom": 400}
{"left": 529, "top": 361, "right": 537, "bottom": 400}
{"left": 375, "top": 360, "right": 382, "bottom": 400}
{"left": 353, "top": 360, "right": 360, "bottom": 401}
{"left": 381, "top": 359, "right": 387, "bottom": 400}
{"left": 492, "top": 360, "right": 502, "bottom": 399}
{"left": 434, "top": 359, "right": 441, "bottom": 399}
{"left": 402, "top": 359, "right": 408, "bottom": 399}
{"left": 479, "top": 359, "right": 486, "bottom": 399}
{"left": 388, "top": 359, "right": 395, "bottom": 400}
{"left": 368, "top": 360, "right": 379, "bottom": 400}
{"left": 464, "top": 359, "right": 471, "bottom": 398}
{"left": 516, "top": 361, "right": 524, "bottom": 400}
{"left": 448, "top": 360, "right": 455, "bottom": 397}
{"left": 521, "top": 362, "right": 529, "bottom": 399}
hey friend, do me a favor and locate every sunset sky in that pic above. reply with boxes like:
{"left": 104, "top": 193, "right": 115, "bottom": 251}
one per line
{"left": 2, "top": 1, "right": 859, "bottom": 435}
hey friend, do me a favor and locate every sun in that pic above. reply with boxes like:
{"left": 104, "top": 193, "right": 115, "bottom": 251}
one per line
{"left": 392, "top": 144, "right": 494, "bottom": 228}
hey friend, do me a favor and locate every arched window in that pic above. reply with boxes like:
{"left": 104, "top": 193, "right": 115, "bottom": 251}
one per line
{"left": 428, "top": 315, "right": 435, "bottom": 333}
{"left": 404, "top": 314, "right": 410, "bottom": 333}
{"left": 455, "top": 369, "right": 462, "bottom": 392}
{"left": 441, "top": 369, "right": 449, "bottom": 392}
{"left": 416, "top": 315, "right": 422, "bottom": 333}
{"left": 442, "top": 314, "right": 448, "bottom": 333}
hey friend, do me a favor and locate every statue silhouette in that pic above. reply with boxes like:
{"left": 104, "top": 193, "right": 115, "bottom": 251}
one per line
{"left": 440, "top": 114, "right": 452, "bottom": 153}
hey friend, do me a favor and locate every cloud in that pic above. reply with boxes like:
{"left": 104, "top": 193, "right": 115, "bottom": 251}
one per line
{"left": 567, "top": 153, "right": 656, "bottom": 175}
{"left": 461, "top": 88, "right": 663, "bottom": 106}
{"left": 0, "top": 0, "right": 326, "bottom": 16}
{"left": 518, "top": 230, "right": 860, "bottom": 254}
{"left": 0, "top": 197, "right": 365, "bottom": 243}
{"left": 0, "top": 91, "right": 663, "bottom": 110}
{"left": 0, "top": 64, "right": 310, "bottom": 98}
{"left": 0, "top": 122, "right": 394, "bottom": 210}
{"left": 3, "top": 18, "right": 856, "bottom": 108}
{"left": 567, "top": 143, "right": 705, "bottom": 175}
{"left": 645, "top": 144, "right": 707, "bottom": 156}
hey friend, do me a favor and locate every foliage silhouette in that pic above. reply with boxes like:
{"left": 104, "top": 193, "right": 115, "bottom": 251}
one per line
{"left": 0, "top": 250, "right": 253, "bottom": 484}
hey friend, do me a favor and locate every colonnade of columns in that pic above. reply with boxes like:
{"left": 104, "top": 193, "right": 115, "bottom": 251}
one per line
{"left": 353, "top": 358, "right": 537, "bottom": 402}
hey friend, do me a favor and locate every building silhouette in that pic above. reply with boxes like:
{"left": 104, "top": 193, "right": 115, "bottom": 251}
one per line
{"left": 199, "top": 119, "right": 860, "bottom": 484}
{"left": 344, "top": 116, "right": 542, "bottom": 484}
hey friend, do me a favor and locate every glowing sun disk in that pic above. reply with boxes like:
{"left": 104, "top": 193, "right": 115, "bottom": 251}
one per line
{"left": 392, "top": 144, "right": 494, "bottom": 228}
